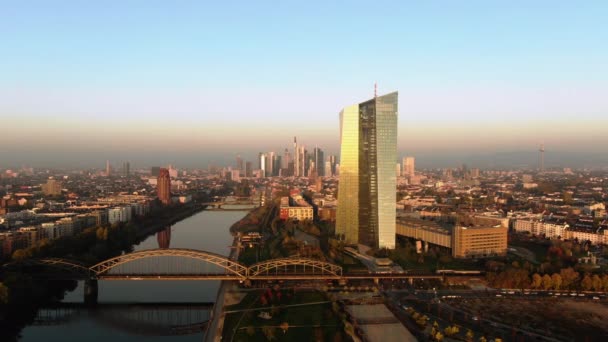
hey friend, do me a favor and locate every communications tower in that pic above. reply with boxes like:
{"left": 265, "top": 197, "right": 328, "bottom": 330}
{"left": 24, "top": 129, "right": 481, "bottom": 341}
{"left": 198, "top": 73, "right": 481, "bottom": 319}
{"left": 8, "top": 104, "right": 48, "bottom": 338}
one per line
{"left": 539, "top": 143, "right": 545, "bottom": 172}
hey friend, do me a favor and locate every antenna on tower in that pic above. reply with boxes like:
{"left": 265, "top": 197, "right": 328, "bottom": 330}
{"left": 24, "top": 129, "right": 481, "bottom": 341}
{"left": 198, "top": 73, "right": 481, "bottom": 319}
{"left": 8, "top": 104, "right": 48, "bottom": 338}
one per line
{"left": 374, "top": 82, "right": 378, "bottom": 98}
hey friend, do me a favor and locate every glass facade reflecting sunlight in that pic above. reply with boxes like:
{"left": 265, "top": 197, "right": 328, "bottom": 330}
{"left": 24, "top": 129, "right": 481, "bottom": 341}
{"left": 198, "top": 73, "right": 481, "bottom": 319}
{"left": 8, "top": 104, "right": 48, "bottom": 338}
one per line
{"left": 337, "top": 92, "right": 398, "bottom": 249}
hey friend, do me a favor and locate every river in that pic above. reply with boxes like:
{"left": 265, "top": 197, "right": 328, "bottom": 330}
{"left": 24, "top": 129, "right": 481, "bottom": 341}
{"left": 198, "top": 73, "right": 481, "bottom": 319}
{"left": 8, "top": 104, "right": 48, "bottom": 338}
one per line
{"left": 18, "top": 209, "right": 248, "bottom": 342}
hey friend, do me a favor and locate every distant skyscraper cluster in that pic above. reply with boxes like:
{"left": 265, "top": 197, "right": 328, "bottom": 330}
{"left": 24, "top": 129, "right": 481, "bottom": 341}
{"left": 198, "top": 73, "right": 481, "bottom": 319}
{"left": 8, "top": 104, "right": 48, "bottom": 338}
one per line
{"left": 218, "top": 137, "right": 339, "bottom": 180}
{"left": 202, "top": 137, "right": 337, "bottom": 181}
{"left": 337, "top": 91, "right": 398, "bottom": 249}
{"left": 104, "top": 160, "right": 132, "bottom": 178}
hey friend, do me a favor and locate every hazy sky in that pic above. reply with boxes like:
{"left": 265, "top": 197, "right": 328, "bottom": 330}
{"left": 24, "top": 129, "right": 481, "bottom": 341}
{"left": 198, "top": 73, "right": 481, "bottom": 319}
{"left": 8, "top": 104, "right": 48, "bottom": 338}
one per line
{"left": 1, "top": 1, "right": 607, "bottom": 169}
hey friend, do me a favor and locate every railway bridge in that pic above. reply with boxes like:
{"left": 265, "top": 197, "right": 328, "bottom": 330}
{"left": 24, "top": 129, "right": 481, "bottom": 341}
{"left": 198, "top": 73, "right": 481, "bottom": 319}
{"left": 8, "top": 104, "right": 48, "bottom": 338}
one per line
{"left": 6, "top": 248, "right": 443, "bottom": 304}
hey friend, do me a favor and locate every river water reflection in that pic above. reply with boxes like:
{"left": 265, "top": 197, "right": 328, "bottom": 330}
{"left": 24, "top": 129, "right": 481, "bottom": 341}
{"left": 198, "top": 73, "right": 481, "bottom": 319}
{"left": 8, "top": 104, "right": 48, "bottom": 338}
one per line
{"left": 19, "top": 209, "right": 248, "bottom": 342}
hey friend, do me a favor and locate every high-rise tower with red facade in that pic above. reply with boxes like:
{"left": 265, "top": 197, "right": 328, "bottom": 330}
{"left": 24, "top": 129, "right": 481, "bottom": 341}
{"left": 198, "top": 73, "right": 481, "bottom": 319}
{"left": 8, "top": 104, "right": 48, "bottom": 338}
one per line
{"left": 157, "top": 168, "right": 171, "bottom": 205}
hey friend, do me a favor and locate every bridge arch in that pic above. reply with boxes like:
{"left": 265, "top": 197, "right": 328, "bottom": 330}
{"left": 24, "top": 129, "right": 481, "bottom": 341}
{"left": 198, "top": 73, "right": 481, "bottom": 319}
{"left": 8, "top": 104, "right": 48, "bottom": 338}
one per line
{"left": 90, "top": 248, "right": 248, "bottom": 278}
{"left": 1, "top": 258, "right": 93, "bottom": 279}
{"left": 248, "top": 258, "right": 342, "bottom": 278}
{"left": 37, "top": 258, "right": 93, "bottom": 276}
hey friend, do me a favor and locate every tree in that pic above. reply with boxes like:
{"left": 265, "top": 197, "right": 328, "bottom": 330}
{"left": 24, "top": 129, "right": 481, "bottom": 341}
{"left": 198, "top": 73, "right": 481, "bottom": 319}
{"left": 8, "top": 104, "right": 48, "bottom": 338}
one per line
{"left": 262, "top": 326, "right": 275, "bottom": 340}
{"left": 581, "top": 274, "right": 593, "bottom": 291}
{"left": 559, "top": 268, "right": 579, "bottom": 290}
{"left": 12, "top": 248, "right": 31, "bottom": 261}
{"left": 314, "top": 327, "right": 323, "bottom": 341}
{"left": 444, "top": 325, "right": 460, "bottom": 336}
{"left": 551, "top": 273, "right": 562, "bottom": 290}
{"left": 0, "top": 282, "right": 9, "bottom": 305}
{"left": 96, "top": 227, "right": 108, "bottom": 241}
{"left": 531, "top": 273, "right": 542, "bottom": 289}
{"left": 591, "top": 274, "right": 602, "bottom": 291}
{"left": 601, "top": 275, "right": 608, "bottom": 291}
{"left": 466, "top": 329, "right": 474, "bottom": 342}
{"left": 541, "top": 274, "right": 553, "bottom": 290}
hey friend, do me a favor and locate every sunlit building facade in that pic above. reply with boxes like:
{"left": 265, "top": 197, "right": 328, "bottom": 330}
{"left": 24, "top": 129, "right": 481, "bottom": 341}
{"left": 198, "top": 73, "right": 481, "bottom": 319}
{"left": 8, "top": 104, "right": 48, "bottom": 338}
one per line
{"left": 336, "top": 92, "right": 398, "bottom": 249}
{"left": 403, "top": 156, "right": 415, "bottom": 177}
{"left": 157, "top": 168, "right": 171, "bottom": 205}
{"left": 336, "top": 104, "right": 360, "bottom": 244}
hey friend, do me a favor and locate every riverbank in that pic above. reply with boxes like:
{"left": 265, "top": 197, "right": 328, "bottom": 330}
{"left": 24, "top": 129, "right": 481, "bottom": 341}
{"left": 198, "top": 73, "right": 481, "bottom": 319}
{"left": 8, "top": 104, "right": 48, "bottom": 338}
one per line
{"left": 0, "top": 203, "right": 209, "bottom": 342}
{"left": 205, "top": 233, "right": 242, "bottom": 341}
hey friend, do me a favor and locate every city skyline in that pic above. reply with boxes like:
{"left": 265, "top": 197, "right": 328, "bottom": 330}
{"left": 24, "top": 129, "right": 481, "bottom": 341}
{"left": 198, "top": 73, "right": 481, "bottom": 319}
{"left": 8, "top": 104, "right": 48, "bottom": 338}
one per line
{"left": 1, "top": 2, "right": 607, "bottom": 168}
{"left": 2, "top": 2, "right": 608, "bottom": 341}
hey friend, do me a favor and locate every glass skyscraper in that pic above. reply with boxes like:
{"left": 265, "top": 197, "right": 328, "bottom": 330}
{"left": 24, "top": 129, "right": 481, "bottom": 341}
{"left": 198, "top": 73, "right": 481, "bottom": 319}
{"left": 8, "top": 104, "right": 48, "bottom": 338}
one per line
{"left": 336, "top": 92, "right": 398, "bottom": 249}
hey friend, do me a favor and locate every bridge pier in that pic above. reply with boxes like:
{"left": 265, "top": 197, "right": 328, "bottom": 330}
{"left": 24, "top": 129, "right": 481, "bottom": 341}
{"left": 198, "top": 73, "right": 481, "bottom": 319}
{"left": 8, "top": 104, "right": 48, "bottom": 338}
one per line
{"left": 84, "top": 278, "right": 98, "bottom": 306}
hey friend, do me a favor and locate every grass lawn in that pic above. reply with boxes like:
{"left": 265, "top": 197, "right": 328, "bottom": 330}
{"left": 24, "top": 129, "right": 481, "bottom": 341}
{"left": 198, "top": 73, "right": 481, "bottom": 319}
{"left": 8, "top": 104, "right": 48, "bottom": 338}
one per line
{"left": 222, "top": 290, "right": 344, "bottom": 342}
{"left": 509, "top": 240, "right": 549, "bottom": 263}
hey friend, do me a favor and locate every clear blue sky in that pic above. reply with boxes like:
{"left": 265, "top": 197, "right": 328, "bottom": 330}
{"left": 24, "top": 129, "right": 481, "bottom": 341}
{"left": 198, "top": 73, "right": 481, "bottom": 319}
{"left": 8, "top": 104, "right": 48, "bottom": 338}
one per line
{"left": 1, "top": 1, "right": 607, "bottom": 168}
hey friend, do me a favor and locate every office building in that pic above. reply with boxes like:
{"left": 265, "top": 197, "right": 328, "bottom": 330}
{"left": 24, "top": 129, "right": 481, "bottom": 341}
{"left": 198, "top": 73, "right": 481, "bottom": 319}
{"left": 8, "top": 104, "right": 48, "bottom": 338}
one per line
{"left": 298, "top": 146, "right": 307, "bottom": 177}
{"left": 452, "top": 215, "right": 508, "bottom": 258}
{"left": 396, "top": 217, "right": 452, "bottom": 249}
{"left": 273, "top": 155, "right": 282, "bottom": 176}
{"left": 293, "top": 137, "right": 299, "bottom": 177}
{"left": 397, "top": 215, "right": 508, "bottom": 258}
{"left": 325, "top": 161, "right": 332, "bottom": 178}
{"left": 452, "top": 224, "right": 508, "bottom": 258}
{"left": 283, "top": 148, "right": 291, "bottom": 169}
{"left": 168, "top": 165, "right": 178, "bottom": 178}
{"left": 42, "top": 179, "right": 62, "bottom": 196}
{"left": 268, "top": 152, "right": 276, "bottom": 177}
{"left": 105, "top": 160, "right": 112, "bottom": 177}
{"left": 336, "top": 91, "right": 398, "bottom": 249}
{"left": 279, "top": 196, "right": 314, "bottom": 221}
{"left": 329, "top": 155, "right": 337, "bottom": 176}
{"left": 403, "top": 156, "right": 415, "bottom": 177}
{"left": 236, "top": 155, "right": 243, "bottom": 172}
{"left": 314, "top": 147, "right": 325, "bottom": 176}
{"left": 258, "top": 153, "right": 267, "bottom": 177}
{"left": 245, "top": 161, "right": 253, "bottom": 177}
{"left": 229, "top": 169, "right": 240, "bottom": 182}
{"left": 122, "top": 162, "right": 130, "bottom": 177}
{"left": 283, "top": 148, "right": 292, "bottom": 176}
{"left": 157, "top": 168, "right": 171, "bottom": 205}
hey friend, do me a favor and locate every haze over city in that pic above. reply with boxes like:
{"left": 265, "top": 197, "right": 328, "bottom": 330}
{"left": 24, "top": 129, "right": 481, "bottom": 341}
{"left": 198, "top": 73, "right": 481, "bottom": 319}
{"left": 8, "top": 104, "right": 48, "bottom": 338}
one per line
{"left": 2, "top": 1, "right": 607, "bottom": 169}
{"left": 4, "top": 2, "right": 608, "bottom": 342}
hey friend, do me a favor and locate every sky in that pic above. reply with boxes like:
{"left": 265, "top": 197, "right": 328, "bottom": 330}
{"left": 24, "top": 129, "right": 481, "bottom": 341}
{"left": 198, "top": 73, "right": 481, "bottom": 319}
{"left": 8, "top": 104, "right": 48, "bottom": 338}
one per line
{"left": 1, "top": 1, "right": 607, "bottom": 169}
